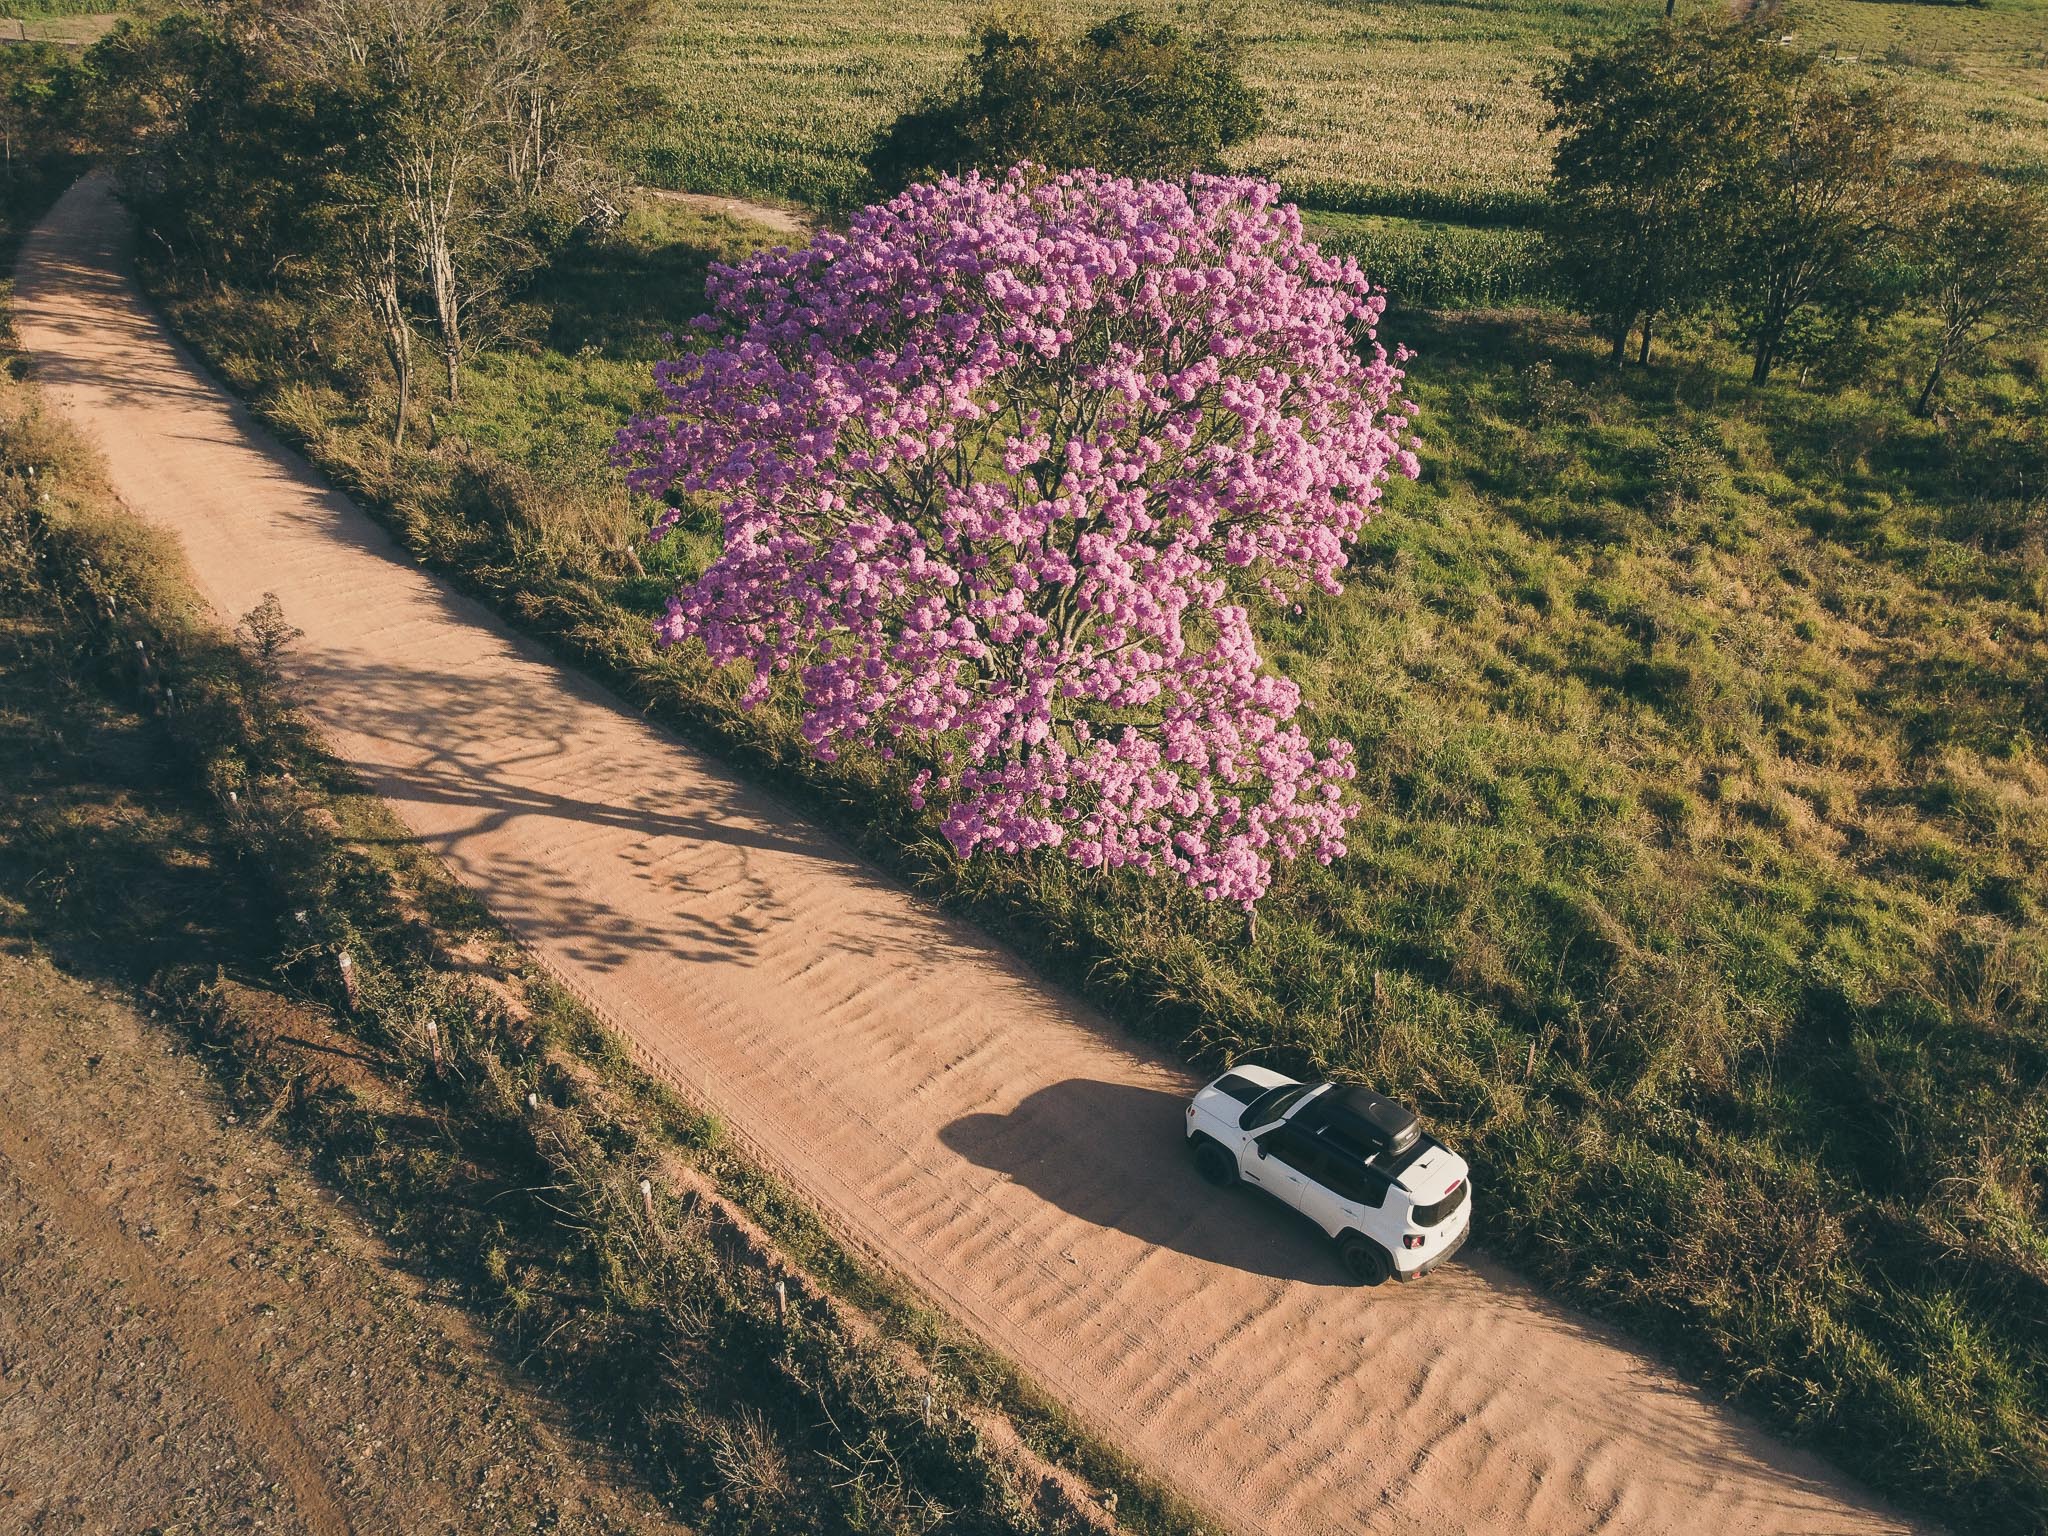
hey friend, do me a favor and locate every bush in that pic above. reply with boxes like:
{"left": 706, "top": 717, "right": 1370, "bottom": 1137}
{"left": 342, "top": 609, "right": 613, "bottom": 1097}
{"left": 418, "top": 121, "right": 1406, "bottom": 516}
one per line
{"left": 865, "top": 10, "right": 1262, "bottom": 194}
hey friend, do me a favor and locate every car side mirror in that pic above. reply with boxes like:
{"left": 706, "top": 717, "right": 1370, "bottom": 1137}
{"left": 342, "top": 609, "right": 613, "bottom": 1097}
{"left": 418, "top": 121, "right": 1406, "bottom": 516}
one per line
{"left": 1254, "top": 1140, "right": 1269, "bottom": 1159}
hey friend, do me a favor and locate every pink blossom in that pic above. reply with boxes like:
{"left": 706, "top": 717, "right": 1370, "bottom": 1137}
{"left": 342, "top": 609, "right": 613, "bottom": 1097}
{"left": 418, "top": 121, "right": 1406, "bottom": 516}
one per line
{"left": 618, "top": 167, "right": 1419, "bottom": 908}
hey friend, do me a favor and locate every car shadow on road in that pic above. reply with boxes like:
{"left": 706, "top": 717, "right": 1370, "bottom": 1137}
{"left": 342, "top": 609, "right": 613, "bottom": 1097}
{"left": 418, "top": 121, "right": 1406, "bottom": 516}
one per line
{"left": 941, "top": 1077, "right": 1358, "bottom": 1288}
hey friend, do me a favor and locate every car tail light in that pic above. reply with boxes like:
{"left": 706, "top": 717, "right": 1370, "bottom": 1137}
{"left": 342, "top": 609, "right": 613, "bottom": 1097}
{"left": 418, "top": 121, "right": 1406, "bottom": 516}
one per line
{"left": 1186, "top": 1103, "right": 1195, "bottom": 1118}
{"left": 1403, "top": 1234, "right": 1425, "bottom": 1250}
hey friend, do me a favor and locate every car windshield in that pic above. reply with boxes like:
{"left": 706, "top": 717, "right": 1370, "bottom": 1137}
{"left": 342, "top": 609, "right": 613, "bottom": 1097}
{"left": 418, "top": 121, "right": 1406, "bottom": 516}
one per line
{"left": 1239, "top": 1083, "right": 1315, "bottom": 1132}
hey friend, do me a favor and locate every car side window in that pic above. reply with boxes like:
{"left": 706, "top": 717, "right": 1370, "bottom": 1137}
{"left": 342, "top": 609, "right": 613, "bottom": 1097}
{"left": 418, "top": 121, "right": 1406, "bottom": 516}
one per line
{"left": 1259, "top": 1127, "right": 1325, "bottom": 1181}
{"left": 1319, "top": 1153, "right": 1388, "bottom": 1209}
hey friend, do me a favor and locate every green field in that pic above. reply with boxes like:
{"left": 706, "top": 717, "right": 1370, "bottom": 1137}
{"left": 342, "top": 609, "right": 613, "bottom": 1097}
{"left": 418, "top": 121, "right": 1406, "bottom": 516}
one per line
{"left": 0, "top": 2, "right": 125, "bottom": 21}
{"left": 635, "top": 0, "right": 2048, "bottom": 216}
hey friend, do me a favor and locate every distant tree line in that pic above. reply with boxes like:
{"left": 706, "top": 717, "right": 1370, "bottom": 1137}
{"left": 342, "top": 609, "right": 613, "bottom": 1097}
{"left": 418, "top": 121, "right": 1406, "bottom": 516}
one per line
{"left": 1544, "top": 16, "right": 2048, "bottom": 404}
{"left": 55, "top": 0, "right": 650, "bottom": 442}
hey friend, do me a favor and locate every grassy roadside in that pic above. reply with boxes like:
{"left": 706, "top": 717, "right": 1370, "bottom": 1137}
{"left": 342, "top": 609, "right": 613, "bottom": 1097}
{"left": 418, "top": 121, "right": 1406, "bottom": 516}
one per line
{"left": 135, "top": 184, "right": 2048, "bottom": 1534}
{"left": 0, "top": 307, "right": 1212, "bottom": 1536}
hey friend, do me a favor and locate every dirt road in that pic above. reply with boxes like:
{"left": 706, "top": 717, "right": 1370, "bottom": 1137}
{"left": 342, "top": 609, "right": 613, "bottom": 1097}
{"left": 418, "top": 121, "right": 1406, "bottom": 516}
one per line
{"left": 14, "top": 176, "right": 1920, "bottom": 1536}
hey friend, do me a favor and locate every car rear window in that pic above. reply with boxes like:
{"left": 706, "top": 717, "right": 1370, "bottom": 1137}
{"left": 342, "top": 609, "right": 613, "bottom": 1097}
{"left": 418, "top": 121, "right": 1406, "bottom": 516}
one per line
{"left": 1410, "top": 1180, "right": 1469, "bottom": 1228}
{"left": 1206, "top": 1072, "right": 1268, "bottom": 1106}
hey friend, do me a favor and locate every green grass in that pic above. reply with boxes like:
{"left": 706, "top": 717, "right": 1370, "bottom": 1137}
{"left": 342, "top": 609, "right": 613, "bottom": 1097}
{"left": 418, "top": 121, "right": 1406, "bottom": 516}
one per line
{"left": 629, "top": 0, "right": 2048, "bottom": 216}
{"left": 145, "top": 191, "right": 2048, "bottom": 1532}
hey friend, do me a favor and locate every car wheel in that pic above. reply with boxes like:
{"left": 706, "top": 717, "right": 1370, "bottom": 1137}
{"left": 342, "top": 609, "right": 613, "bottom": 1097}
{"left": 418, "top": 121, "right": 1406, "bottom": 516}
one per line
{"left": 1192, "top": 1138, "right": 1238, "bottom": 1188}
{"left": 1337, "top": 1232, "right": 1393, "bottom": 1286}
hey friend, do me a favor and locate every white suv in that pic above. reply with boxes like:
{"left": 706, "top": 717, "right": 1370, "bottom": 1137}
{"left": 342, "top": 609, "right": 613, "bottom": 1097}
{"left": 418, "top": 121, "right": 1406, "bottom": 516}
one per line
{"left": 1185, "top": 1065, "right": 1472, "bottom": 1285}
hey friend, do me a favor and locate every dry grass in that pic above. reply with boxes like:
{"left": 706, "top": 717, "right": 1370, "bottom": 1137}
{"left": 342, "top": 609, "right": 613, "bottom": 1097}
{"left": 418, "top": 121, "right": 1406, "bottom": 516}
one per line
{"left": 629, "top": 0, "right": 2048, "bottom": 216}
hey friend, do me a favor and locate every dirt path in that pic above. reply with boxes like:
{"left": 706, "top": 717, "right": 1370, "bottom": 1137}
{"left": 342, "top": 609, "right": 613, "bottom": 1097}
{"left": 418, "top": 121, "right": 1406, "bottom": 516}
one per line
{"left": 14, "top": 175, "right": 1921, "bottom": 1536}
{"left": 641, "top": 185, "right": 814, "bottom": 239}
{"left": 0, "top": 943, "right": 690, "bottom": 1536}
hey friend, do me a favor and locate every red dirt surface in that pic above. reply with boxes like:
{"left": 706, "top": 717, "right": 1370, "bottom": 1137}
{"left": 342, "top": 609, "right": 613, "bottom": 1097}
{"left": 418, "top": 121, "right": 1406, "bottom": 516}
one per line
{"left": 0, "top": 942, "right": 690, "bottom": 1536}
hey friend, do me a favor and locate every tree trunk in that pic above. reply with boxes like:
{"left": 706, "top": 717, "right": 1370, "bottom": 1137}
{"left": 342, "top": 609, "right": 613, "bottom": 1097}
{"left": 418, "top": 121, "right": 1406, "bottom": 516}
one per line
{"left": 1915, "top": 357, "right": 1945, "bottom": 418}
{"left": 1750, "top": 337, "right": 1775, "bottom": 386}
{"left": 357, "top": 232, "right": 414, "bottom": 447}
{"left": 1638, "top": 315, "right": 1653, "bottom": 367}
{"left": 391, "top": 319, "right": 415, "bottom": 448}
{"left": 1609, "top": 324, "right": 1628, "bottom": 366}
{"left": 424, "top": 223, "right": 462, "bottom": 403}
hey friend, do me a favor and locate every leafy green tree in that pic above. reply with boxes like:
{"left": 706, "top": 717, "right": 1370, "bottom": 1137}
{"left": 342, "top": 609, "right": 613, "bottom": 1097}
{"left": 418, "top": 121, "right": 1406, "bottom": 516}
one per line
{"left": 0, "top": 42, "right": 82, "bottom": 194}
{"left": 1906, "top": 165, "right": 2048, "bottom": 416}
{"left": 865, "top": 10, "right": 1263, "bottom": 195}
{"left": 83, "top": 8, "right": 351, "bottom": 281}
{"left": 1542, "top": 21, "right": 1792, "bottom": 367}
{"left": 1730, "top": 73, "right": 1910, "bottom": 386}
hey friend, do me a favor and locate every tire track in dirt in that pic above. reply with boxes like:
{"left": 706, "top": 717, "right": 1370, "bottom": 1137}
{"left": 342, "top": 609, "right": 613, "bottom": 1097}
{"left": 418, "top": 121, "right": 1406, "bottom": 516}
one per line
{"left": 0, "top": 1110, "right": 356, "bottom": 1536}
{"left": 14, "top": 174, "right": 1923, "bottom": 1536}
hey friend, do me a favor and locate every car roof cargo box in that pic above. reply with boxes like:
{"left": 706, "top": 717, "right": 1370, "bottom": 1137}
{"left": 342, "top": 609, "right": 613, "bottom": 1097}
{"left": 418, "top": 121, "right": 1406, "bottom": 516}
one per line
{"left": 1302, "top": 1085, "right": 1420, "bottom": 1159}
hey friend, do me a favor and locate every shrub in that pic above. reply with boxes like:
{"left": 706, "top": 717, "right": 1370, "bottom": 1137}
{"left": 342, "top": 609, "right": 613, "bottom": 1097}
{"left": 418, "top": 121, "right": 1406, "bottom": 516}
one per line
{"left": 864, "top": 10, "right": 1262, "bottom": 195}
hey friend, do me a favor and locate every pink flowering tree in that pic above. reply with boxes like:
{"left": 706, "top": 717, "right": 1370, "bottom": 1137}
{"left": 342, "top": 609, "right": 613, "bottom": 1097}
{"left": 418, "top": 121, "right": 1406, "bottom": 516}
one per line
{"left": 617, "top": 167, "right": 1419, "bottom": 908}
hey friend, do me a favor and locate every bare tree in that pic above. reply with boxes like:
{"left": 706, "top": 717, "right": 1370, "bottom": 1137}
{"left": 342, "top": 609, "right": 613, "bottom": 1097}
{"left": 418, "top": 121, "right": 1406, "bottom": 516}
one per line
{"left": 278, "top": 0, "right": 642, "bottom": 406}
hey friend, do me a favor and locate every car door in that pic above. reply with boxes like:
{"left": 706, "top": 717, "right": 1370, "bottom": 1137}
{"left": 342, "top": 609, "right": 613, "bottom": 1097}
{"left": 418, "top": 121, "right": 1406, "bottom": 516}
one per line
{"left": 1317, "top": 1151, "right": 1391, "bottom": 1239}
{"left": 1253, "top": 1127, "right": 1349, "bottom": 1233}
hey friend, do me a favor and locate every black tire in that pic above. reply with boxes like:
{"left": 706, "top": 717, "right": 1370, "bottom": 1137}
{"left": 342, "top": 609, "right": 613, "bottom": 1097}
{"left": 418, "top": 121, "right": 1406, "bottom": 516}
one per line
{"left": 1192, "top": 1138, "right": 1238, "bottom": 1188}
{"left": 1337, "top": 1232, "right": 1393, "bottom": 1286}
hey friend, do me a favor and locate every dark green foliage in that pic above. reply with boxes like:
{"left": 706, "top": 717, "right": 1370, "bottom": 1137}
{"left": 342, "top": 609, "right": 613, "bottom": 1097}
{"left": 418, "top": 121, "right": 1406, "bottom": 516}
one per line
{"left": 1307, "top": 214, "right": 1550, "bottom": 311}
{"left": 1280, "top": 181, "right": 1548, "bottom": 229}
{"left": 0, "top": 41, "right": 80, "bottom": 177}
{"left": 864, "top": 10, "right": 1262, "bottom": 194}
{"left": 1904, "top": 165, "right": 2048, "bottom": 414}
{"left": 1542, "top": 20, "right": 1798, "bottom": 366}
{"left": 0, "top": 41, "right": 88, "bottom": 240}
{"left": 1730, "top": 72, "right": 1913, "bottom": 386}
{"left": 1543, "top": 18, "right": 1915, "bottom": 382}
{"left": 80, "top": 9, "right": 352, "bottom": 281}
